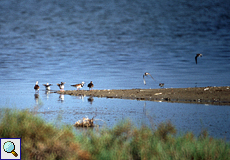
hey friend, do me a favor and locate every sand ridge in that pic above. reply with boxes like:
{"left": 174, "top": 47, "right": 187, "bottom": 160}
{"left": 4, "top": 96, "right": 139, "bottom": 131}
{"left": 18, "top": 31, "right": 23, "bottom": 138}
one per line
{"left": 56, "top": 86, "right": 230, "bottom": 105}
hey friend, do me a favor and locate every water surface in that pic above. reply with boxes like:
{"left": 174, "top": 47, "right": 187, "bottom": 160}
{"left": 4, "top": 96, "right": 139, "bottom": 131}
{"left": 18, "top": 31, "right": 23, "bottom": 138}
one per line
{"left": 0, "top": 0, "right": 230, "bottom": 140}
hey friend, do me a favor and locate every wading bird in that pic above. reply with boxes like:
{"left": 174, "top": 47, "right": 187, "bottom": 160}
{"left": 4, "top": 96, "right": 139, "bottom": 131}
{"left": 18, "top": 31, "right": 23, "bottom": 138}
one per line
{"left": 43, "top": 83, "right": 52, "bottom": 90}
{"left": 159, "top": 83, "right": 164, "bottom": 88}
{"left": 195, "top": 54, "right": 202, "bottom": 64}
{"left": 143, "top": 72, "right": 155, "bottom": 85}
{"left": 71, "top": 82, "right": 85, "bottom": 90}
{"left": 87, "top": 81, "right": 94, "bottom": 90}
{"left": 57, "top": 82, "right": 65, "bottom": 91}
{"left": 34, "top": 81, "right": 40, "bottom": 92}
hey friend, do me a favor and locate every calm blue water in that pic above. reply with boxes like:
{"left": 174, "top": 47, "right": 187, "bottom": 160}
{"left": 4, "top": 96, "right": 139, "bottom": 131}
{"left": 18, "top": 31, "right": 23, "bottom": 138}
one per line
{"left": 0, "top": 0, "right": 230, "bottom": 140}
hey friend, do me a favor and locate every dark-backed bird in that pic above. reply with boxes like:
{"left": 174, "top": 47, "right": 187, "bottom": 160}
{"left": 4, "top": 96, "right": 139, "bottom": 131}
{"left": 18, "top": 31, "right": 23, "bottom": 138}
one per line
{"left": 57, "top": 82, "right": 65, "bottom": 91}
{"left": 195, "top": 54, "right": 202, "bottom": 64}
{"left": 159, "top": 83, "right": 164, "bottom": 88}
{"left": 71, "top": 82, "right": 85, "bottom": 90}
{"left": 43, "top": 83, "right": 52, "bottom": 90}
{"left": 143, "top": 72, "right": 155, "bottom": 85}
{"left": 34, "top": 81, "right": 40, "bottom": 92}
{"left": 87, "top": 81, "right": 94, "bottom": 90}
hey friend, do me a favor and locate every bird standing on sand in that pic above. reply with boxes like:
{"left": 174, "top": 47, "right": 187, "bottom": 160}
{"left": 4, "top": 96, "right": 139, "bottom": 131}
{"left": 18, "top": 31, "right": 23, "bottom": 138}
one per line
{"left": 143, "top": 72, "right": 155, "bottom": 85}
{"left": 159, "top": 83, "right": 164, "bottom": 88}
{"left": 43, "top": 83, "right": 52, "bottom": 90}
{"left": 57, "top": 82, "right": 65, "bottom": 91}
{"left": 87, "top": 81, "right": 94, "bottom": 90}
{"left": 71, "top": 82, "right": 85, "bottom": 90}
{"left": 195, "top": 54, "right": 202, "bottom": 64}
{"left": 34, "top": 81, "right": 40, "bottom": 92}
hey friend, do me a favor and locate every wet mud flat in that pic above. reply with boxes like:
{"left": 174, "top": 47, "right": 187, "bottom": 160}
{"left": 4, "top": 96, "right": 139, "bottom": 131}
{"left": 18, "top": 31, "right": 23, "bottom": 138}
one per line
{"left": 56, "top": 86, "right": 230, "bottom": 105}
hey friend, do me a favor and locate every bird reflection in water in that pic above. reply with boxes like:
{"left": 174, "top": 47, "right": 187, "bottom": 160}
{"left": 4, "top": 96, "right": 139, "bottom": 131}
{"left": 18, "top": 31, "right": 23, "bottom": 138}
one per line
{"left": 143, "top": 102, "right": 146, "bottom": 115}
{"left": 88, "top": 97, "right": 94, "bottom": 104}
{"left": 75, "top": 95, "right": 85, "bottom": 102}
{"left": 59, "top": 94, "right": 64, "bottom": 102}
{"left": 34, "top": 93, "right": 39, "bottom": 104}
{"left": 45, "top": 90, "right": 51, "bottom": 99}
{"left": 33, "top": 93, "right": 43, "bottom": 113}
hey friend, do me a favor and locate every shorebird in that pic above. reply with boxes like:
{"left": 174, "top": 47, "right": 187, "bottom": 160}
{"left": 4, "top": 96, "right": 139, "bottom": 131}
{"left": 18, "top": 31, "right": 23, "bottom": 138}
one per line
{"left": 34, "top": 81, "right": 40, "bottom": 92}
{"left": 71, "top": 82, "right": 85, "bottom": 90}
{"left": 195, "top": 54, "right": 202, "bottom": 64}
{"left": 57, "top": 82, "right": 65, "bottom": 91}
{"left": 159, "top": 83, "right": 164, "bottom": 88}
{"left": 43, "top": 83, "right": 52, "bottom": 90}
{"left": 87, "top": 81, "right": 94, "bottom": 90}
{"left": 143, "top": 72, "right": 155, "bottom": 85}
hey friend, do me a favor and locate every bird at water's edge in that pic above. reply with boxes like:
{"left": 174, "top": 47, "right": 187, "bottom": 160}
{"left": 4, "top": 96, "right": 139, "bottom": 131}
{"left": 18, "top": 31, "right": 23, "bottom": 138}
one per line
{"left": 159, "top": 83, "right": 164, "bottom": 88}
{"left": 34, "top": 81, "right": 40, "bottom": 92}
{"left": 195, "top": 54, "right": 202, "bottom": 64}
{"left": 143, "top": 72, "right": 155, "bottom": 85}
{"left": 43, "top": 83, "right": 52, "bottom": 90}
{"left": 71, "top": 82, "right": 85, "bottom": 90}
{"left": 88, "top": 81, "right": 94, "bottom": 90}
{"left": 57, "top": 82, "right": 65, "bottom": 91}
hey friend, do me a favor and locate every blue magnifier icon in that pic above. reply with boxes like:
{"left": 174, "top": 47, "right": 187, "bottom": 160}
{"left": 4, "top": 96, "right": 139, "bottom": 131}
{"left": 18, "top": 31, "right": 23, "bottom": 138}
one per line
{"left": 3, "top": 141, "right": 18, "bottom": 157}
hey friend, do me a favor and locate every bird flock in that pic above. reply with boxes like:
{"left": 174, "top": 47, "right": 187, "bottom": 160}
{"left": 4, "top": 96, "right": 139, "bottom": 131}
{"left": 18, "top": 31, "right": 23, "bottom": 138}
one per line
{"left": 34, "top": 81, "right": 94, "bottom": 92}
{"left": 34, "top": 54, "right": 202, "bottom": 92}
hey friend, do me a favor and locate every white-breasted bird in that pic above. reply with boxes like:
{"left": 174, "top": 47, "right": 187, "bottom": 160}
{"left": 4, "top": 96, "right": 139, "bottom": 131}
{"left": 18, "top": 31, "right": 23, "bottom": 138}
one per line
{"left": 57, "top": 82, "right": 65, "bottom": 91}
{"left": 159, "top": 83, "right": 164, "bottom": 88}
{"left": 43, "top": 83, "right": 52, "bottom": 90}
{"left": 71, "top": 82, "right": 85, "bottom": 90}
{"left": 143, "top": 72, "right": 155, "bottom": 85}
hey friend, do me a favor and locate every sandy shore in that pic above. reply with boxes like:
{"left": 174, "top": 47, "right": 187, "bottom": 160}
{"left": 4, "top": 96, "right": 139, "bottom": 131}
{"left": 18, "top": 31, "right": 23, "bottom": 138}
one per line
{"left": 56, "top": 86, "right": 230, "bottom": 105}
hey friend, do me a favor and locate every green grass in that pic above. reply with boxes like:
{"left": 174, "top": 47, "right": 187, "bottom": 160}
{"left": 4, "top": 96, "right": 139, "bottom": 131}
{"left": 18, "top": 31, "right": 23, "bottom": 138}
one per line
{"left": 0, "top": 109, "right": 90, "bottom": 160}
{"left": 0, "top": 109, "right": 229, "bottom": 160}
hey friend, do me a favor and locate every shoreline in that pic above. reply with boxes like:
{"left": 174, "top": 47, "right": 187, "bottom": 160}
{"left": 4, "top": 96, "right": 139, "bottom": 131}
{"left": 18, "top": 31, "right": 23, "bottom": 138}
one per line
{"left": 56, "top": 86, "right": 230, "bottom": 105}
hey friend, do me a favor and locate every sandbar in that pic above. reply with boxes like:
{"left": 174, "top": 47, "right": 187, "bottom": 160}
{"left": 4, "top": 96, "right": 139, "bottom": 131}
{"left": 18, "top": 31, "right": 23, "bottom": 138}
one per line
{"left": 56, "top": 86, "right": 230, "bottom": 105}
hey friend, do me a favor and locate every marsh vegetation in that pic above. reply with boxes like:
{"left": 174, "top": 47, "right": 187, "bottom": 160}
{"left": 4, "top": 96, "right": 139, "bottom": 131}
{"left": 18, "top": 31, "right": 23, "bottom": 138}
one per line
{"left": 0, "top": 109, "right": 229, "bottom": 160}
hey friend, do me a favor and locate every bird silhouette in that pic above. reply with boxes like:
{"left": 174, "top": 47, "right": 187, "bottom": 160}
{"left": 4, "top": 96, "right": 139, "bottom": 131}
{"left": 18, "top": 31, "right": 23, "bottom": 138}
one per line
{"left": 143, "top": 72, "right": 155, "bottom": 85}
{"left": 87, "top": 81, "right": 94, "bottom": 90}
{"left": 34, "top": 81, "right": 40, "bottom": 92}
{"left": 195, "top": 54, "right": 202, "bottom": 64}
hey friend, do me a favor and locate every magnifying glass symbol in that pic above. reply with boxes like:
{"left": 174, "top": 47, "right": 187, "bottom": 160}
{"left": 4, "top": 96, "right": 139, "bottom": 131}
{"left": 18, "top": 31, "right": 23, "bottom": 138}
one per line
{"left": 3, "top": 141, "right": 18, "bottom": 157}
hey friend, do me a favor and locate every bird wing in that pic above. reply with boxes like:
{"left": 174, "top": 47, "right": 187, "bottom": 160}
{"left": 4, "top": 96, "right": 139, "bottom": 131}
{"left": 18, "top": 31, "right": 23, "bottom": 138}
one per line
{"left": 43, "top": 84, "right": 47, "bottom": 86}
{"left": 195, "top": 56, "right": 198, "bottom": 64}
{"left": 143, "top": 75, "right": 146, "bottom": 85}
{"left": 148, "top": 73, "right": 155, "bottom": 81}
